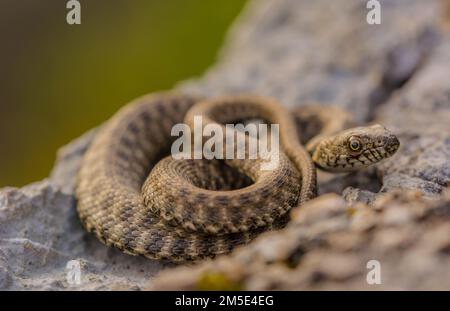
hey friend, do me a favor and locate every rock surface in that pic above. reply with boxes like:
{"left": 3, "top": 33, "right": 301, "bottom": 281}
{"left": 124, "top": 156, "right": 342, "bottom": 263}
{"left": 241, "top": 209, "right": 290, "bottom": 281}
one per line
{"left": 151, "top": 191, "right": 450, "bottom": 290}
{"left": 1, "top": 0, "right": 450, "bottom": 290}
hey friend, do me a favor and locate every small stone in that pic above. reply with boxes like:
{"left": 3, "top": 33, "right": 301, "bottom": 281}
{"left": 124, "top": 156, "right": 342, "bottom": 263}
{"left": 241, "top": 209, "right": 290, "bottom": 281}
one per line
{"left": 291, "top": 194, "right": 346, "bottom": 225}
{"left": 326, "top": 231, "right": 366, "bottom": 252}
{"left": 249, "top": 232, "right": 297, "bottom": 262}
{"left": 373, "top": 227, "right": 416, "bottom": 251}
{"left": 301, "top": 251, "right": 362, "bottom": 281}
{"left": 382, "top": 206, "right": 414, "bottom": 226}
{"left": 418, "top": 223, "right": 450, "bottom": 254}
{"left": 350, "top": 209, "right": 377, "bottom": 232}
{"left": 343, "top": 187, "right": 377, "bottom": 205}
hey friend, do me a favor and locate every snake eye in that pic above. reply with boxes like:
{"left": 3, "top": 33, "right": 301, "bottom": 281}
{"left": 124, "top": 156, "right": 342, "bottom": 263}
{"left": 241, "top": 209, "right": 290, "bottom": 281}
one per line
{"left": 348, "top": 137, "right": 362, "bottom": 152}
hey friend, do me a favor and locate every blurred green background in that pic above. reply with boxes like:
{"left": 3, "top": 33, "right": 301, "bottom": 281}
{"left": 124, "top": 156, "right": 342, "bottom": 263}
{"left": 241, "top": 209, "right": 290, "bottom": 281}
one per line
{"left": 0, "top": 0, "right": 247, "bottom": 187}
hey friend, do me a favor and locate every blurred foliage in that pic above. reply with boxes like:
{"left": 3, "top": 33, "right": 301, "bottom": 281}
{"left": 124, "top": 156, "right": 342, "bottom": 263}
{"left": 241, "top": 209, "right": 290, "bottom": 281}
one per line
{"left": 0, "top": 0, "right": 247, "bottom": 187}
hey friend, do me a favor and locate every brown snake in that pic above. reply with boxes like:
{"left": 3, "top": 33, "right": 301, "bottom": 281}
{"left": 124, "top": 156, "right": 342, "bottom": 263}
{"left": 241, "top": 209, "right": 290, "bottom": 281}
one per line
{"left": 76, "top": 93, "right": 399, "bottom": 262}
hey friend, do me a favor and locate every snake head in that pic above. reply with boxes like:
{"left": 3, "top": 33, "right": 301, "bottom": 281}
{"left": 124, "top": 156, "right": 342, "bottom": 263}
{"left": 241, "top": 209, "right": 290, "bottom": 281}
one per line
{"left": 311, "top": 124, "right": 400, "bottom": 172}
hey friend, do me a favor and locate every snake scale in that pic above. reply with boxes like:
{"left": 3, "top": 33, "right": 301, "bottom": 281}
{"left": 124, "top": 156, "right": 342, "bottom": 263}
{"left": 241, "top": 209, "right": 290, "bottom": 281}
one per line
{"left": 76, "top": 93, "right": 399, "bottom": 262}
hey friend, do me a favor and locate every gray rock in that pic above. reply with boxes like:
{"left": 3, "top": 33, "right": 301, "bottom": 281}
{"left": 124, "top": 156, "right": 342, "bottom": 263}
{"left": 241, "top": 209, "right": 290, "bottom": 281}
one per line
{"left": 343, "top": 186, "right": 377, "bottom": 205}
{"left": 179, "top": 0, "right": 441, "bottom": 122}
{"left": 1, "top": 0, "right": 450, "bottom": 290}
{"left": 0, "top": 180, "right": 163, "bottom": 290}
{"left": 151, "top": 191, "right": 450, "bottom": 290}
{"left": 376, "top": 39, "right": 450, "bottom": 197}
{"left": 51, "top": 128, "right": 98, "bottom": 195}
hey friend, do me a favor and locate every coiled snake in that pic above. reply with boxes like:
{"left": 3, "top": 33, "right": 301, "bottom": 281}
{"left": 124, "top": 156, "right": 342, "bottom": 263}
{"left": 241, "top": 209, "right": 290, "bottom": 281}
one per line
{"left": 76, "top": 94, "right": 399, "bottom": 261}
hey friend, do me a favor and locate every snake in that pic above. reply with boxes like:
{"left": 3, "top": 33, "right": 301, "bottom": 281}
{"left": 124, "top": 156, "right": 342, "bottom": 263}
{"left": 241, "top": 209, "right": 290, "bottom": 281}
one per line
{"left": 76, "top": 93, "right": 400, "bottom": 262}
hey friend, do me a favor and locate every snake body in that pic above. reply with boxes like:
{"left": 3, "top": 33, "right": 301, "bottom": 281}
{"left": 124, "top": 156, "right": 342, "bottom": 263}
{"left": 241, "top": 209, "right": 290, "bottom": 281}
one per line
{"left": 76, "top": 94, "right": 399, "bottom": 261}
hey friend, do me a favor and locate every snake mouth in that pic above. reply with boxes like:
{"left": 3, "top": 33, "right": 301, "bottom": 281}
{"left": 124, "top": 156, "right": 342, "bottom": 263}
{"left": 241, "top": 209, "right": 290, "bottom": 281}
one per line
{"left": 386, "top": 135, "right": 400, "bottom": 155}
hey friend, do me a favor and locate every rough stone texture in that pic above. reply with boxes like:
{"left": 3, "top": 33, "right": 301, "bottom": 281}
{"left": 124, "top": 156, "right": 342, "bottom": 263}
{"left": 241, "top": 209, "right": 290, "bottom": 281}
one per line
{"left": 1, "top": 0, "right": 450, "bottom": 290}
{"left": 180, "top": 0, "right": 441, "bottom": 122}
{"left": 376, "top": 38, "right": 450, "bottom": 197}
{"left": 0, "top": 179, "right": 163, "bottom": 290}
{"left": 150, "top": 191, "right": 450, "bottom": 290}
